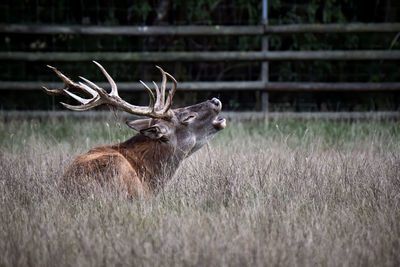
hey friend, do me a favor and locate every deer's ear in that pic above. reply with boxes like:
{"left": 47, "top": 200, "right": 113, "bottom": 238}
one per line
{"left": 126, "top": 119, "right": 170, "bottom": 140}
{"left": 126, "top": 119, "right": 153, "bottom": 131}
{"left": 140, "top": 125, "right": 170, "bottom": 140}
{"left": 180, "top": 113, "right": 197, "bottom": 125}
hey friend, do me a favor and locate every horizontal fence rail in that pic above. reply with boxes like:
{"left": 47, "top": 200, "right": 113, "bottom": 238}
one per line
{"left": 1, "top": 23, "right": 400, "bottom": 35}
{"left": 3, "top": 81, "right": 400, "bottom": 91}
{"left": 0, "top": 25, "right": 263, "bottom": 36}
{"left": 2, "top": 50, "right": 400, "bottom": 62}
{"left": 264, "top": 23, "right": 400, "bottom": 33}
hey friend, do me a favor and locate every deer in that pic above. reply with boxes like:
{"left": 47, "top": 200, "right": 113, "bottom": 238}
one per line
{"left": 42, "top": 61, "right": 226, "bottom": 197}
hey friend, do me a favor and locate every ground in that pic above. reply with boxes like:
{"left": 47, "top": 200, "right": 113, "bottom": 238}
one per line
{"left": 0, "top": 115, "right": 399, "bottom": 266}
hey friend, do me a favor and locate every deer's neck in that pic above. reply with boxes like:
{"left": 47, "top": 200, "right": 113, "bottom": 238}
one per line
{"left": 114, "top": 134, "right": 185, "bottom": 191}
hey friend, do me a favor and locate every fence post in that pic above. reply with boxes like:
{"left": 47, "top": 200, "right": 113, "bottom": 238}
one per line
{"left": 261, "top": 0, "right": 269, "bottom": 112}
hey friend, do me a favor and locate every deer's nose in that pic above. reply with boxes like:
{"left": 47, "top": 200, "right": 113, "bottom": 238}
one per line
{"left": 211, "top": 97, "right": 221, "bottom": 107}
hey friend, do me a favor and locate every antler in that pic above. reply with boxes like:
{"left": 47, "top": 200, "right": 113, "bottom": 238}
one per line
{"left": 42, "top": 61, "right": 177, "bottom": 119}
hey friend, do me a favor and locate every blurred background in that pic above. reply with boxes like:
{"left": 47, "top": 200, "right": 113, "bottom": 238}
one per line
{"left": 0, "top": 0, "right": 399, "bottom": 113}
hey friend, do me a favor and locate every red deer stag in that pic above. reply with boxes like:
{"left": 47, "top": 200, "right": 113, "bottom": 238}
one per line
{"left": 43, "top": 61, "right": 226, "bottom": 197}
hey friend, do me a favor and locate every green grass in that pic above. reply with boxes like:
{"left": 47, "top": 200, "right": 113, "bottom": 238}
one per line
{"left": 0, "top": 116, "right": 399, "bottom": 266}
{"left": 2, "top": 117, "right": 399, "bottom": 149}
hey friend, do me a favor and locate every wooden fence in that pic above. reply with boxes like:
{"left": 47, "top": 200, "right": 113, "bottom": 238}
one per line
{"left": 1, "top": 23, "right": 400, "bottom": 112}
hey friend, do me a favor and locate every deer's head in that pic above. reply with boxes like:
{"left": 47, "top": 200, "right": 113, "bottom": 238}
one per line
{"left": 126, "top": 97, "right": 225, "bottom": 157}
{"left": 43, "top": 61, "right": 226, "bottom": 156}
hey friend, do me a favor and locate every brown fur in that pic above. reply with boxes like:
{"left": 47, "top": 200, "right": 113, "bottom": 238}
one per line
{"left": 60, "top": 135, "right": 182, "bottom": 197}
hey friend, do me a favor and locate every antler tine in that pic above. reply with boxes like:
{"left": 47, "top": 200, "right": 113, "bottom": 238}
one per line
{"left": 78, "top": 82, "right": 98, "bottom": 98}
{"left": 152, "top": 81, "right": 162, "bottom": 110}
{"left": 161, "top": 71, "right": 178, "bottom": 113}
{"left": 47, "top": 65, "right": 74, "bottom": 86}
{"left": 41, "top": 86, "right": 64, "bottom": 96}
{"left": 42, "top": 66, "right": 73, "bottom": 95}
{"left": 44, "top": 65, "right": 107, "bottom": 111}
{"left": 79, "top": 76, "right": 108, "bottom": 96}
{"left": 60, "top": 99, "right": 103, "bottom": 111}
{"left": 139, "top": 80, "right": 156, "bottom": 110}
{"left": 44, "top": 65, "right": 99, "bottom": 99}
{"left": 92, "top": 61, "right": 119, "bottom": 97}
{"left": 155, "top": 65, "right": 167, "bottom": 107}
{"left": 63, "top": 89, "right": 94, "bottom": 105}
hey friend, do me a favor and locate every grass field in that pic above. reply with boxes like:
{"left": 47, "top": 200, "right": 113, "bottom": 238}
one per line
{"left": 0, "top": 116, "right": 399, "bottom": 266}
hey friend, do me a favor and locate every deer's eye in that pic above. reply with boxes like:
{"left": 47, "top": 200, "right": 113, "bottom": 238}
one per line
{"left": 181, "top": 114, "right": 197, "bottom": 125}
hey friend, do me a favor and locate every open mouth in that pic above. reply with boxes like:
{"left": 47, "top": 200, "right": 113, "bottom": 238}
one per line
{"left": 210, "top": 98, "right": 225, "bottom": 130}
{"left": 212, "top": 117, "right": 226, "bottom": 130}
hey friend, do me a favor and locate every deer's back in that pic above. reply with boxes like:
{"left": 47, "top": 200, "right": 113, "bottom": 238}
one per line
{"left": 59, "top": 145, "right": 149, "bottom": 197}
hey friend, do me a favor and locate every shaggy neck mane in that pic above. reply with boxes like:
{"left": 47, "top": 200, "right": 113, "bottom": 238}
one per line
{"left": 111, "top": 134, "right": 184, "bottom": 191}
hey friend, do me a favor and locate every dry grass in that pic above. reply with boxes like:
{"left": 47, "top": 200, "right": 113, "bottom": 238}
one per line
{"left": 0, "top": 116, "right": 399, "bottom": 267}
